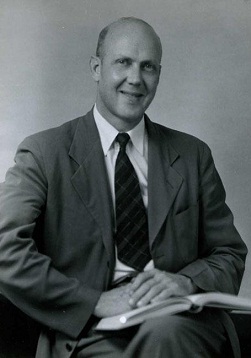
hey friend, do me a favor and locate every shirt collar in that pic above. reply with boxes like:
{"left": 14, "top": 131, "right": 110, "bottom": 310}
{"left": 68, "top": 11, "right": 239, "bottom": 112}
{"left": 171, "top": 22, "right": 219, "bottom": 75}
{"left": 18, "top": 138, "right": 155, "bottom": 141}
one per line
{"left": 93, "top": 104, "right": 145, "bottom": 156}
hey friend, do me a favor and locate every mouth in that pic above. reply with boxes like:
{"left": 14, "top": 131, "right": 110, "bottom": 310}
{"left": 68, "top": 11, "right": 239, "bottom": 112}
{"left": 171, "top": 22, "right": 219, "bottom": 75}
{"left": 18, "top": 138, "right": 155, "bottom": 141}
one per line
{"left": 120, "top": 90, "right": 144, "bottom": 100}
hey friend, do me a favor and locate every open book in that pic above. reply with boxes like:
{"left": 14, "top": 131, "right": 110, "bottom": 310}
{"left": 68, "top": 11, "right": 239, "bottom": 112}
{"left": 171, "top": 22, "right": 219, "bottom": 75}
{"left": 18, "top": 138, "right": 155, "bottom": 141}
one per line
{"left": 95, "top": 292, "right": 251, "bottom": 331}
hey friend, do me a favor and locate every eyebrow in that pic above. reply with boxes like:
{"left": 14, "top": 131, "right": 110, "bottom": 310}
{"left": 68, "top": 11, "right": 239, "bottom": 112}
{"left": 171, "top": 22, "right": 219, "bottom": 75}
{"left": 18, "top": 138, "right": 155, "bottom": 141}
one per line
{"left": 113, "top": 54, "right": 159, "bottom": 64}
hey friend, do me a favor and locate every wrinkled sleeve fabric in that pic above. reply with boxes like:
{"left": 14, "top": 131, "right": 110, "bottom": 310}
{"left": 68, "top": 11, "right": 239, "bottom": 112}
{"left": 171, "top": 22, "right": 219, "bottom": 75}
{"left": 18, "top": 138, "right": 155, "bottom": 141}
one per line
{"left": 0, "top": 137, "right": 101, "bottom": 339}
{"left": 178, "top": 143, "right": 247, "bottom": 294}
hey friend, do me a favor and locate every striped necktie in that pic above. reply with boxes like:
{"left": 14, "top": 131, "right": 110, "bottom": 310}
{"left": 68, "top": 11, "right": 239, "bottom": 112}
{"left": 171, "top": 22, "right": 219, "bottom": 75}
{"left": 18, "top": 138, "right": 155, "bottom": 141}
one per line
{"left": 114, "top": 133, "right": 151, "bottom": 271}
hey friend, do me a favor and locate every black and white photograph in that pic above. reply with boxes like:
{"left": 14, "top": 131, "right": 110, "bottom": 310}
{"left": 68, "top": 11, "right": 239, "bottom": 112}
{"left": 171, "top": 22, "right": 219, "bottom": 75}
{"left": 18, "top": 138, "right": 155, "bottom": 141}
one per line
{"left": 1, "top": 1, "right": 251, "bottom": 357}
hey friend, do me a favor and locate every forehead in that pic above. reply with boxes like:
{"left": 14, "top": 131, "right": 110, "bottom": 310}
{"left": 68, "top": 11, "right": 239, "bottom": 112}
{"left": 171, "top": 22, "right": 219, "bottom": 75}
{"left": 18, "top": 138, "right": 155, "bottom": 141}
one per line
{"left": 103, "top": 22, "right": 161, "bottom": 62}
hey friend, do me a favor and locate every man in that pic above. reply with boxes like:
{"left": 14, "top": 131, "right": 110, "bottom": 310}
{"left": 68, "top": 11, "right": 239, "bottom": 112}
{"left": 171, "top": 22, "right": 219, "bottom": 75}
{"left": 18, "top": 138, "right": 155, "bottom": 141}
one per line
{"left": 0, "top": 17, "right": 247, "bottom": 357}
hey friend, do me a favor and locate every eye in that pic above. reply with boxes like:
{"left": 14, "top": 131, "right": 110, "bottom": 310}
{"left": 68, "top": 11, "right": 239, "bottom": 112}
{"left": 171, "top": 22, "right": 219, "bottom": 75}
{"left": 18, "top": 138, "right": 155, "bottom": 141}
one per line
{"left": 142, "top": 62, "right": 156, "bottom": 72}
{"left": 116, "top": 58, "right": 131, "bottom": 66}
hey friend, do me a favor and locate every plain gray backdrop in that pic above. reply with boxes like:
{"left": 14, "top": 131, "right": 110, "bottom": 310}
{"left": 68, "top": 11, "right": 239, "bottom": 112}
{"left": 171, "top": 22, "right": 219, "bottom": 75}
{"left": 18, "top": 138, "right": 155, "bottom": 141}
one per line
{"left": 1, "top": 0, "right": 251, "bottom": 297}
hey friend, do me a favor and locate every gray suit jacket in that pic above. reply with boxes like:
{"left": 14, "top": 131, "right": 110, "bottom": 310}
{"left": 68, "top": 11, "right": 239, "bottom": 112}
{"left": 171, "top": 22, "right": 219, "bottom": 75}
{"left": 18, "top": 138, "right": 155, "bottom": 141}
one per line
{"left": 0, "top": 109, "right": 247, "bottom": 357}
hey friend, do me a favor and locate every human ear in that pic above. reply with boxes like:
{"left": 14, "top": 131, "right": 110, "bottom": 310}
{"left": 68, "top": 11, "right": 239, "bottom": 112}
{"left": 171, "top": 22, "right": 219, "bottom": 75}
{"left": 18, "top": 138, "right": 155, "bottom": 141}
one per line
{"left": 157, "top": 64, "right": 162, "bottom": 84}
{"left": 159, "top": 64, "right": 162, "bottom": 76}
{"left": 89, "top": 55, "right": 101, "bottom": 82}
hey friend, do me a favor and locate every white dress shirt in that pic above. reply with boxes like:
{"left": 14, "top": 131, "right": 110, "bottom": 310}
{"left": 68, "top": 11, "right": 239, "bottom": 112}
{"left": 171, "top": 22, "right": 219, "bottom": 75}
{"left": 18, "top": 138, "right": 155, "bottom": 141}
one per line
{"left": 93, "top": 105, "right": 154, "bottom": 283}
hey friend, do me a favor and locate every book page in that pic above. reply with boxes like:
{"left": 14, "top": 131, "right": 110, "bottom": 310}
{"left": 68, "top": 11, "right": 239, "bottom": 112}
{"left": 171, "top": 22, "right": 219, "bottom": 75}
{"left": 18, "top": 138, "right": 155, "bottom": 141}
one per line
{"left": 95, "top": 293, "right": 251, "bottom": 331}
{"left": 187, "top": 293, "right": 251, "bottom": 311}
{"left": 96, "top": 298, "right": 191, "bottom": 330}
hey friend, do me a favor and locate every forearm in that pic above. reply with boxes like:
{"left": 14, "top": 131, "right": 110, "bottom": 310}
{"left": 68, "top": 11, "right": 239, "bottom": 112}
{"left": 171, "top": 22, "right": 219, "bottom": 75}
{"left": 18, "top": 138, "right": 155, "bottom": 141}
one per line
{"left": 0, "top": 145, "right": 101, "bottom": 338}
{"left": 178, "top": 251, "right": 246, "bottom": 295}
{"left": 184, "top": 143, "right": 248, "bottom": 294}
{"left": 0, "top": 229, "right": 101, "bottom": 338}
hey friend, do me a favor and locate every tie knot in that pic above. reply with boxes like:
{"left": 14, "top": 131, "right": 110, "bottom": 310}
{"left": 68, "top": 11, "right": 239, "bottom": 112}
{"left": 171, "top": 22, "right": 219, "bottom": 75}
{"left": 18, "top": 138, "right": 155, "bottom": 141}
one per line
{"left": 116, "top": 133, "right": 130, "bottom": 151}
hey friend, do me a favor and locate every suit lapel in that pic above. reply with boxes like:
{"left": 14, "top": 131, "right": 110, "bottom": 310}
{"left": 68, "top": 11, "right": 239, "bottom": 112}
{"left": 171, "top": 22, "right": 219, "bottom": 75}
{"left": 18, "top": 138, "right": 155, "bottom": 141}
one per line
{"left": 68, "top": 111, "right": 183, "bottom": 264}
{"left": 69, "top": 110, "right": 115, "bottom": 265}
{"left": 146, "top": 117, "right": 183, "bottom": 248}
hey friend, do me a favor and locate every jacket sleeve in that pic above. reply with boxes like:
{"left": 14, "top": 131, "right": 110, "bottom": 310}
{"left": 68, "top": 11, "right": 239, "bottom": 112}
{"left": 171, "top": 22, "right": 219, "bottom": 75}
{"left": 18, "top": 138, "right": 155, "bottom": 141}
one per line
{"left": 0, "top": 137, "right": 101, "bottom": 339}
{"left": 178, "top": 143, "right": 247, "bottom": 294}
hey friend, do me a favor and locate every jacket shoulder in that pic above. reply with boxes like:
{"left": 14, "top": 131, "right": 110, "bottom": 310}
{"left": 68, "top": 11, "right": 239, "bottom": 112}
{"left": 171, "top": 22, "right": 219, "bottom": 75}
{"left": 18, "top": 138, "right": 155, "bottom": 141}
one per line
{"left": 18, "top": 108, "right": 95, "bottom": 156}
{"left": 21, "top": 116, "right": 83, "bottom": 152}
{"left": 149, "top": 120, "right": 210, "bottom": 155}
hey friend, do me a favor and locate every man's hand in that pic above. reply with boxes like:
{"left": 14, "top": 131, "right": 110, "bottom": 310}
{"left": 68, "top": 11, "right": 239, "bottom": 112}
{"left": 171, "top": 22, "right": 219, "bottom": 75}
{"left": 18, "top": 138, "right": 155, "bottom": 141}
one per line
{"left": 129, "top": 269, "right": 198, "bottom": 308}
{"left": 94, "top": 284, "right": 133, "bottom": 318}
{"left": 94, "top": 270, "right": 198, "bottom": 317}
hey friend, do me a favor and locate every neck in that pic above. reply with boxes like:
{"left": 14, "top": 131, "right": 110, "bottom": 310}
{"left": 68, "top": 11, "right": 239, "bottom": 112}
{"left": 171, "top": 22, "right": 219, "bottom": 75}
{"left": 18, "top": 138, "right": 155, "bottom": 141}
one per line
{"left": 110, "top": 118, "right": 142, "bottom": 132}
{"left": 95, "top": 105, "right": 143, "bottom": 132}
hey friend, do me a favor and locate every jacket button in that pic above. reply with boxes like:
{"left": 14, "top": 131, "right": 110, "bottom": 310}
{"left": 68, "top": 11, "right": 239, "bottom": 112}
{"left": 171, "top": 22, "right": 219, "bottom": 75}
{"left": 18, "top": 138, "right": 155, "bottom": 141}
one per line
{"left": 66, "top": 343, "right": 73, "bottom": 352}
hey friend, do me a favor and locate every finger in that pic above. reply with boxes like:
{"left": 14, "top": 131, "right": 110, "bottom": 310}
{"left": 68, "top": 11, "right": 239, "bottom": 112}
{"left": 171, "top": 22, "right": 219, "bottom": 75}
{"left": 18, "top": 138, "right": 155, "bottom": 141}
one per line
{"left": 136, "top": 283, "right": 165, "bottom": 307}
{"left": 130, "top": 271, "right": 155, "bottom": 292}
{"left": 150, "top": 288, "right": 173, "bottom": 303}
{"left": 129, "top": 277, "right": 159, "bottom": 306}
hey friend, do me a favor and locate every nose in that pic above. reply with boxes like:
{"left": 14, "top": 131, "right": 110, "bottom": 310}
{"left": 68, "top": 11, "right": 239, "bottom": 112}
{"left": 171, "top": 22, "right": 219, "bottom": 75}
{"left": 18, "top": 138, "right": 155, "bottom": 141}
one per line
{"left": 127, "top": 64, "right": 142, "bottom": 86}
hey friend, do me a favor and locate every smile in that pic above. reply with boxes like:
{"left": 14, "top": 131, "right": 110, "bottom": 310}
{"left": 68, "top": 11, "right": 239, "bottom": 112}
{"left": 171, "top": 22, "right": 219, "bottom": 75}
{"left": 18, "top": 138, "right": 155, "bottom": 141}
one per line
{"left": 120, "top": 91, "right": 144, "bottom": 99}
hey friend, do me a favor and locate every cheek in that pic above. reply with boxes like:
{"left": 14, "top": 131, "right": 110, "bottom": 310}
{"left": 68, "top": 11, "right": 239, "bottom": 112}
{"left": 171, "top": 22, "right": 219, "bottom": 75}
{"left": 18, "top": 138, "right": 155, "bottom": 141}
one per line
{"left": 101, "top": 77, "right": 122, "bottom": 94}
{"left": 145, "top": 73, "right": 160, "bottom": 88}
{"left": 146, "top": 83, "right": 159, "bottom": 101}
{"left": 110, "top": 68, "right": 127, "bottom": 84}
{"left": 149, "top": 77, "right": 160, "bottom": 89}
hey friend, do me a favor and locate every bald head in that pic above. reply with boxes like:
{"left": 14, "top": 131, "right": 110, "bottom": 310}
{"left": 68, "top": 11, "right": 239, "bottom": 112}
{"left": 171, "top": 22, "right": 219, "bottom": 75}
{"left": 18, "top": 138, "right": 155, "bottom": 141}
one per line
{"left": 90, "top": 17, "right": 162, "bottom": 131}
{"left": 96, "top": 17, "right": 162, "bottom": 62}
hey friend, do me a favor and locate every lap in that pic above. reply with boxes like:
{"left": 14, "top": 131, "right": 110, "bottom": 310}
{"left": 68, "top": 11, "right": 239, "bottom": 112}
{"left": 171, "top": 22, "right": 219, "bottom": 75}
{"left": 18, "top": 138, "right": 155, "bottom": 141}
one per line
{"left": 73, "top": 309, "right": 237, "bottom": 358}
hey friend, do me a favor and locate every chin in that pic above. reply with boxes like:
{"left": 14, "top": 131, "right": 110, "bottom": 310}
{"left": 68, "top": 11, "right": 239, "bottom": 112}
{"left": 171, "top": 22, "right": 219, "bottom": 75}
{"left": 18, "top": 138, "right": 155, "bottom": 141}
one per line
{"left": 121, "top": 114, "right": 143, "bottom": 124}
{"left": 120, "top": 108, "right": 144, "bottom": 121}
